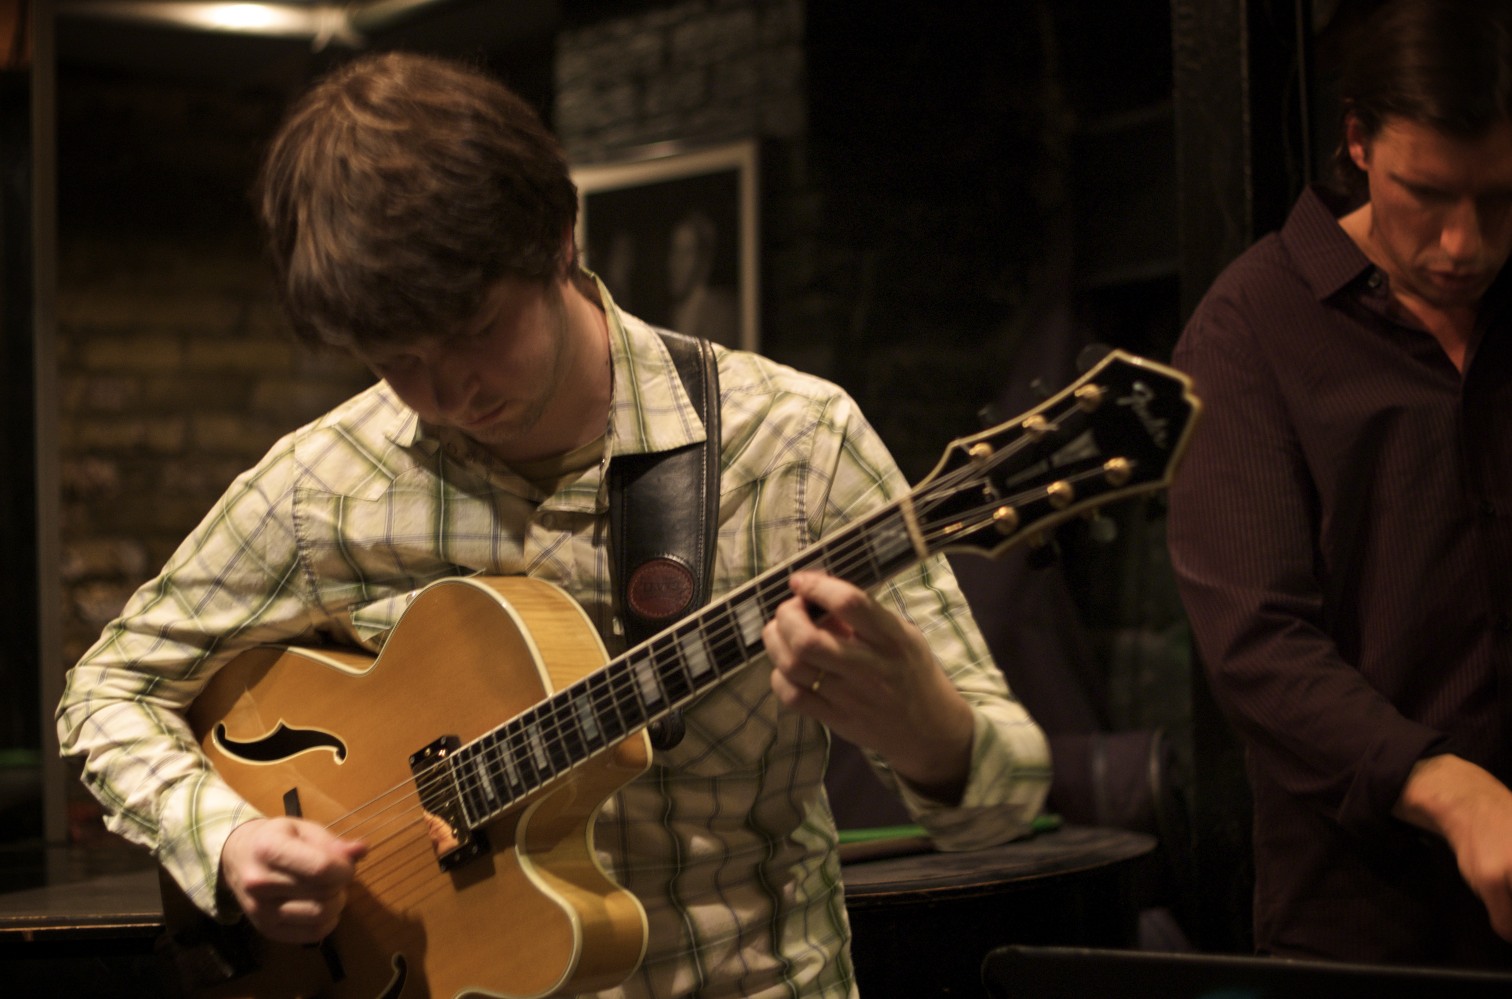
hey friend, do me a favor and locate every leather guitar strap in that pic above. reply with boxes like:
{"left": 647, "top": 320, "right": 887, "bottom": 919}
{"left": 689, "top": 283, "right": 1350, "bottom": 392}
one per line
{"left": 609, "top": 329, "right": 721, "bottom": 750}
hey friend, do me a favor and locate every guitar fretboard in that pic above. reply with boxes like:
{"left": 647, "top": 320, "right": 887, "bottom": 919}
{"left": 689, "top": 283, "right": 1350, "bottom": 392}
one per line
{"left": 442, "top": 501, "right": 923, "bottom": 830}
{"left": 422, "top": 350, "right": 1199, "bottom": 835}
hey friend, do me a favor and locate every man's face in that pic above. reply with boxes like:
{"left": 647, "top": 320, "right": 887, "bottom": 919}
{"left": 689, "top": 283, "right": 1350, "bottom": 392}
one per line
{"left": 1348, "top": 115, "right": 1512, "bottom": 309}
{"left": 353, "top": 273, "right": 573, "bottom": 459}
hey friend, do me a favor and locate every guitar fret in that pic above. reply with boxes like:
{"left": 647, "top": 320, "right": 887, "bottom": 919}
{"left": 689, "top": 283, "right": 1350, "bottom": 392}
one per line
{"left": 501, "top": 733, "right": 524, "bottom": 796}
{"left": 706, "top": 604, "right": 748, "bottom": 672}
{"left": 679, "top": 628, "right": 714, "bottom": 678}
{"left": 573, "top": 685, "right": 605, "bottom": 749}
{"left": 655, "top": 636, "right": 694, "bottom": 703}
{"left": 596, "top": 671, "right": 630, "bottom": 743}
{"left": 473, "top": 740, "right": 501, "bottom": 808}
{"left": 548, "top": 698, "right": 582, "bottom": 770}
{"left": 629, "top": 656, "right": 662, "bottom": 707}
{"left": 757, "top": 574, "right": 790, "bottom": 622}
{"left": 511, "top": 726, "right": 539, "bottom": 788}
{"left": 453, "top": 755, "right": 484, "bottom": 827}
{"left": 607, "top": 661, "right": 649, "bottom": 731}
{"left": 470, "top": 757, "right": 492, "bottom": 821}
{"left": 525, "top": 718, "right": 550, "bottom": 773}
{"left": 734, "top": 594, "right": 764, "bottom": 647}
{"left": 867, "top": 511, "right": 916, "bottom": 582}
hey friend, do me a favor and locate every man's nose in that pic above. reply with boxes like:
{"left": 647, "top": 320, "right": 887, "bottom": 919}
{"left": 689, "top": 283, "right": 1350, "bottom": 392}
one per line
{"left": 1440, "top": 199, "right": 1487, "bottom": 262}
{"left": 429, "top": 354, "right": 478, "bottom": 415}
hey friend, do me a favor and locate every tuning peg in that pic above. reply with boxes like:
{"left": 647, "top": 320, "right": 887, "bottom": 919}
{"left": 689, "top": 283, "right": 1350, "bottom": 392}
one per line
{"left": 1085, "top": 512, "right": 1118, "bottom": 544}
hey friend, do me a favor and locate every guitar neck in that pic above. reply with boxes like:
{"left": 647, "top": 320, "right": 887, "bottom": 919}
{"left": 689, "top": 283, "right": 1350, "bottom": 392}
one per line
{"left": 443, "top": 499, "right": 922, "bottom": 830}
{"left": 433, "top": 348, "right": 1199, "bottom": 834}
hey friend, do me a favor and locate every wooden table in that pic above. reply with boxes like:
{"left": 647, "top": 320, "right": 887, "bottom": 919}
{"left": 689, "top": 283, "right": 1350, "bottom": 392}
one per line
{"left": 842, "top": 825, "right": 1157, "bottom": 998}
{"left": 0, "top": 826, "right": 1155, "bottom": 998}
{"left": 0, "top": 848, "right": 176, "bottom": 997}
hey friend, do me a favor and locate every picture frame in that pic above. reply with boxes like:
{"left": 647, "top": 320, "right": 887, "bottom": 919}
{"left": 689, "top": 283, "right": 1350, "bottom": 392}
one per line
{"left": 573, "top": 139, "right": 760, "bottom": 352}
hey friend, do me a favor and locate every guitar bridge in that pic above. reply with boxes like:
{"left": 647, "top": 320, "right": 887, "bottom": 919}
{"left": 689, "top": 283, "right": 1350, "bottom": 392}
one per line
{"left": 409, "top": 736, "right": 490, "bottom": 872}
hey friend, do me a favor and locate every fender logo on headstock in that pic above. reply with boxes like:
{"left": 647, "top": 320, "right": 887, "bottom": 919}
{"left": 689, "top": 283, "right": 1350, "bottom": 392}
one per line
{"left": 1117, "top": 380, "right": 1173, "bottom": 450}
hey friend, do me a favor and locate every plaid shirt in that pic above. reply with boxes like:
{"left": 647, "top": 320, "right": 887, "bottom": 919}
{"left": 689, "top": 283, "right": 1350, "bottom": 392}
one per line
{"left": 58, "top": 290, "right": 1050, "bottom": 999}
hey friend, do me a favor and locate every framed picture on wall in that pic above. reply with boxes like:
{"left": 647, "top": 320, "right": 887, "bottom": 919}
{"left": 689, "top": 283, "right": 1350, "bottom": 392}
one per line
{"left": 572, "top": 139, "right": 760, "bottom": 352}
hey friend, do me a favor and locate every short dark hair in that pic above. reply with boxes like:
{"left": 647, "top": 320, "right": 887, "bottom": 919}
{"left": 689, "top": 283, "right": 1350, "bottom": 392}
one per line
{"left": 1333, "top": 0, "right": 1512, "bottom": 197}
{"left": 257, "top": 52, "right": 580, "bottom": 350}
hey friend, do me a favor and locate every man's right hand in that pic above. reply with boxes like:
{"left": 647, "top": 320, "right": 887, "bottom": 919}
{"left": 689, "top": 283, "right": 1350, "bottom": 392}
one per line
{"left": 219, "top": 816, "right": 368, "bottom": 943}
{"left": 1396, "top": 753, "right": 1512, "bottom": 943}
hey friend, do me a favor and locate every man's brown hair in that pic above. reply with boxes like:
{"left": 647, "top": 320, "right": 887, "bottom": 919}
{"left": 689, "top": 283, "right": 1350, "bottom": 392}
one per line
{"left": 257, "top": 52, "right": 579, "bottom": 350}
{"left": 1333, "top": 0, "right": 1512, "bottom": 198}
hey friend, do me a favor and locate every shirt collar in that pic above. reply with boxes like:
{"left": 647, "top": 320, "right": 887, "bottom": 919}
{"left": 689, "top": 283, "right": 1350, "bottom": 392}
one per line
{"left": 1281, "top": 185, "right": 1376, "bottom": 302}
{"left": 374, "top": 275, "right": 710, "bottom": 461}
{"left": 388, "top": 401, "right": 426, "bottom": 450}
{"left": 602, "top": 278, "right": 710, "bottom": 459}
{"left": 1284, "top": 184, "right": 1512, "bottom": 326}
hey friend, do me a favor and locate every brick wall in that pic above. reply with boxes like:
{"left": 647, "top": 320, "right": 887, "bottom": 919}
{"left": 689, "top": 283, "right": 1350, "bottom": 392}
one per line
{"left": 52, "top": 4, "right": 1105, "bottom": 676}
{"left": 552, "top": 0, "right": 1193, "bottom": 757}
{"left": 47, "top": 2, "right": 1192, "bottom": 845}
{"left": 556, "top": 0, "right": 1069, "bottom": 483}
{"left": 55, "top": 73, "right": 373, "bottom": 667}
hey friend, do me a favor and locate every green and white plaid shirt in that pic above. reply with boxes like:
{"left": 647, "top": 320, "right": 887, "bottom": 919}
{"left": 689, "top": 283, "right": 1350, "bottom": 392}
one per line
{"left": 59, "top": 289, "right": 1050, "bottom": 999}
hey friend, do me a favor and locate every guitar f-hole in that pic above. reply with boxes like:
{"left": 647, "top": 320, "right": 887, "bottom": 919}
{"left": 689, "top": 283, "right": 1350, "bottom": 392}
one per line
{"left": 410, "top": 735, "right": 491, "bottom": 872}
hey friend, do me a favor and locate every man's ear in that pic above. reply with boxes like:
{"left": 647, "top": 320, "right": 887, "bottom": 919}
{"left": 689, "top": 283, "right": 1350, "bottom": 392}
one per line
{"left": 1344, "top": 113, "right": 1372, "bottom": 172}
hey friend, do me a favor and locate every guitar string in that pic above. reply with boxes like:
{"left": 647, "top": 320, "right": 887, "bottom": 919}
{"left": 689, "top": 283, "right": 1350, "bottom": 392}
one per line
{"left": 318, "top": 441, "right": 1121, "bottom": 864}
{"left": 316, "top": 426, "right": 1116, "bottom": 852}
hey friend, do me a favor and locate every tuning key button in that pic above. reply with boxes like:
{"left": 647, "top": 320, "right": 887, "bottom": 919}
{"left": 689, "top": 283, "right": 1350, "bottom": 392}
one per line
{"left": 1046, "top": 481, "right": 1074, "bottom": 509}
{"left": 1075, "top": 384, "right": 1105, "bottom": 411}
{"left": 993, "top": 506, "right": 1020, "bottom": 534}
{"left": 1022, "top": 415, "right": 1052, "bottom": 441}
{"left": 1086, "top": 513, "right": 1119, "bottom": 544}
{"left": 1103, "top": 457, "right": 1132, "bottom": 487}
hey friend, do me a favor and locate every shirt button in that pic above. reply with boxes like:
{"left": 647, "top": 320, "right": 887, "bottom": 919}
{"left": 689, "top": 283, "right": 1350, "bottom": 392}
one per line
{"left": 1366, "top": 270, "right": 1384, "bottom": 290}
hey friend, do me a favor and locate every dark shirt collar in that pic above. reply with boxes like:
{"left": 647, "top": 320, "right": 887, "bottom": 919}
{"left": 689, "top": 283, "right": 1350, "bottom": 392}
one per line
{"left": 1284, "top": 184, "right": 1512, "bottom": 327}
{"left": 1280, "top": 185, "right": 1374, "bottom": 302}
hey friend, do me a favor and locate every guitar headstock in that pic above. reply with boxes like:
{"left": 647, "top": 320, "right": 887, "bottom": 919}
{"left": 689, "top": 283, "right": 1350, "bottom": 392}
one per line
{"left": 915, "top": 349, "right": 1201, "bottom": 560}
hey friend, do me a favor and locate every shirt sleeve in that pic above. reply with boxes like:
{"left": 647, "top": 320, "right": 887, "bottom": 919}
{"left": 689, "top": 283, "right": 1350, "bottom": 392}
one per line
{"left": 56, "top": 436, "right": 324, "bottom": 916}
{"left": 802, "top": 392, "right": 1052, "bottom": 848}
{"left": 1165, "top": 284, "right": 1444, "bottom": 835}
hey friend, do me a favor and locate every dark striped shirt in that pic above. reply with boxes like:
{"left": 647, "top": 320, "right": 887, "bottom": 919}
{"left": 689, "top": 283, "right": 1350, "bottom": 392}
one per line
{"left": 1168, "top": 186, "right": 1512, "bottom": 966}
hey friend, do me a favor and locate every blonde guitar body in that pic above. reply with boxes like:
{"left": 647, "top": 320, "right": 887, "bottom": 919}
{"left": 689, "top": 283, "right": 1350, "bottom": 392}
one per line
{"left": 183, "top": 575, "right": 651, "bottom": 998}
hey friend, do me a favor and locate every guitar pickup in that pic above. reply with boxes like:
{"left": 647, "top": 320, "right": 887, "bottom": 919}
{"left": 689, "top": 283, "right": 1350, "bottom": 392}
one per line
{"left": 409, "top": 736, "right": 490, "bottom": 872}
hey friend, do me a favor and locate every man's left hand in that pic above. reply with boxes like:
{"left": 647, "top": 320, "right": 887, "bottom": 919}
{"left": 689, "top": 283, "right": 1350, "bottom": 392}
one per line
{"left": 762, "top": 570, "right": 976, "bottom": 803}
